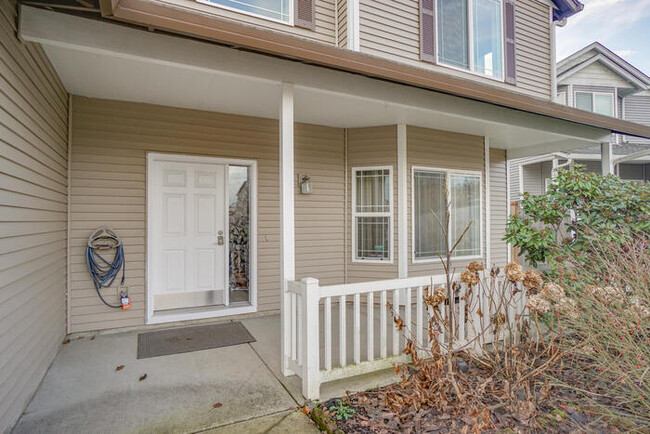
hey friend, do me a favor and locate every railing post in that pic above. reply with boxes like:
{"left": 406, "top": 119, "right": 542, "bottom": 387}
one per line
{"left": 301, "top": 277, "right": 321, "bottom": 400}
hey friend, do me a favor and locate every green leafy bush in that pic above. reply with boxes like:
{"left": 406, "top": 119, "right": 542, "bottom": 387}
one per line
{"left": 505, "top": 165, "right": 650, "bottom": 267}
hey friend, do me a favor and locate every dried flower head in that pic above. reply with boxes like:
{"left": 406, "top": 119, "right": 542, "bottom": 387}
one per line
{"left": 526, "top": 294, "right": 551, "bottom": 314}
{"left": 424, "top": 286, "right": 447, "bottom": 307}
{"left": 460, "top": 270, "right": 480, "bottom": 287}
{"left": 541, "top": 282, "right": 565, "bottom": 302}
{"left": 466, "top": 261, "right": 484, "bottom": 273}
{"left": 585, "top": 285, "right": 624, "bottom": 303}
{"left": 522, "top": 270, "right": 543, "bottom": 293}
{"left": 553, "top": 296, "right": 578, "bottom": 319}
{"left": 504, "top": 262, "right": 524, "bottom": 282}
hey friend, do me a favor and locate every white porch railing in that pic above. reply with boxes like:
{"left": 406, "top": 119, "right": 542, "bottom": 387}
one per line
{"left": 284, "top": 274, "right": 526, "bottom": 400}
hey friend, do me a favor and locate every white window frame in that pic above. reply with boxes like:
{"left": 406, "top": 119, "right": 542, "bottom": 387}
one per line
{"left": 197, "top": 0, "right": 293, "bottom": 26}
{"left": 411, "top": 166, "right": 484, "bottom": 264}
{"left": 573, "top": 91, "right": 615, "bottom": 117}
{"left": 351, "top": 166, "right": 394, "bottom": 264}
{"left": 435, "top": 0, "right": 506, "bottom": 82}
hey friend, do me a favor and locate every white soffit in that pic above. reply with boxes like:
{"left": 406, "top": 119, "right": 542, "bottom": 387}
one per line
{"left": 21, "top": 6, "right": 609, "bottom": 154}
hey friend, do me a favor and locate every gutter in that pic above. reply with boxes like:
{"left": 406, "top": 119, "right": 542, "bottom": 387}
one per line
{"left": 98, "top": 0, "right": 649, "bottom": 139}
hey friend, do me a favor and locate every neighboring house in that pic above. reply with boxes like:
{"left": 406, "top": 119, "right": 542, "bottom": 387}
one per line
{"left": 4, "top": 0, "right": 650, "bottom": 428}
{"left": 511, "top": 42, "right": 650, "bottom": 199}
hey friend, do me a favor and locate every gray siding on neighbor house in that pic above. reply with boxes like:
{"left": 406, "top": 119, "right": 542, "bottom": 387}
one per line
{"left": 618, "top": 163, "right": 645, "bottom": 180}
{"left": 489, "top": 149, "right": 509, "bottom": 267}
{"left": 356, "top": 0, "right": 553, "bottom": 99}
{"left": 0, "top": 0, "right": 68, "bottom": 431}
{"left": 622, "top": 95, "right": 650, "bottom": 145}
{"left": 69, "top": 96, "right": 345, "bottom": 333}
{"left": 561, "top": 61, "right": 633, "bottom": 89}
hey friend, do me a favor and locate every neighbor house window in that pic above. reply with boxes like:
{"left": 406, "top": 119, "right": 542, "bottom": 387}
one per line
{"left": 353, "top": 167, "right": 393, "bottom": 262}
{"left": 437, "top": 0, "right": 504, "bottom": 79}
{"left": 201, "top": 0, "right": 290, "bottom": 23}
{"left": 575, "top": 92, "right": 614, "bottom": 116}
{"left": 413, "top": 169, "right": 481, "bottom": 260}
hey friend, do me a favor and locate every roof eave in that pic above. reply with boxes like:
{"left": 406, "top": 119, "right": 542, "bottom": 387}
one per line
{"left": 552, "top": 0, "right": 584, "bottom": 21}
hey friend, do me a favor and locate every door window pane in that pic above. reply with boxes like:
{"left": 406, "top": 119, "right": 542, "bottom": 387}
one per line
{"left": 473, "top": 0, "right": 503, "bottom": 78}
{"left": 206, "top": 0, "right": 289, "bottom": 22}
{"left": 450, "top": 174, "right": 481, "bottom": 257}
{"left": 414, "top": 171, "right": 448, "bottom": 259}
{"left": 575, "top": 92, "right": 593, "bottom": 112}
{"left": 356, "top": 217, "right": 390, "bottom": 260}
{"left": 229, "top": 166, "right": 250, "bottom": 302}
{"left": 594, "top": 94, "right": 614, "bottom": 116}
{"left": 438, "top": 0, "right": 469, "bottom": 69}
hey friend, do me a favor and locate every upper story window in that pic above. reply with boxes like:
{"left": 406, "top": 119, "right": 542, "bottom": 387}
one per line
{"left": 575, "top": 92, "right": 614, "bottom": 117}
{"left": 352, "top": 167, "right": 393, "bottom": 262}
{"left": 202, "top": 0, "right": 290, "bottom": 23}
{"left": 437, "top": 0, "right": 504, "bottom": 79}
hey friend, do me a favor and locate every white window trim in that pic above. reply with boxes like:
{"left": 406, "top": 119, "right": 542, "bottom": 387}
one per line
{"left": 573, "top": 91, "right": 615, "bottom": 117}
{"left": 351, "top": 166, "right": 394, "bottom": 264}
{"left": 146, "top": 152, "right": 258, "bottom": 325}
{"left": 434, "top": 0, "right": 506, "bottom": 82}
{"left": 411, "top": 166, "right": 484, "bottom": 264}
{"left": 196, "top": 0, "right": 293, "bottom": 26}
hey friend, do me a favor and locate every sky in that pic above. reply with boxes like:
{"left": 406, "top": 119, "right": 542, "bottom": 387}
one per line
{"left": 556, "top": 0, "right": 650, "bottom": 74}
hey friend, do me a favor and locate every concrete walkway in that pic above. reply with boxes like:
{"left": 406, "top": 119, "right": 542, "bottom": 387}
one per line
{"left": 12, "top": 314, "right": 398, "bottom": 433}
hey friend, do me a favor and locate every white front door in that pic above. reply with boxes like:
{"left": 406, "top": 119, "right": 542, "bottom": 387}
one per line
{"left": 149, "top": 158, "right": 227, "bottom": 312}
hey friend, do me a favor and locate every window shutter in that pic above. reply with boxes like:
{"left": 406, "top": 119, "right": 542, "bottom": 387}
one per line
{"left": 504, "top": 0, "right": 517, "bottom": 84}
{"left": 295, "top": 0, "right": 315, "bottom": 30}
{"left": 420, "top": 0, "right": 435, "bottom": 63}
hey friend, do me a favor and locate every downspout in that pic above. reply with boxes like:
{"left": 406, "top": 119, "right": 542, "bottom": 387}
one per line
{"left": 343, "top": 129, "right": 348, "bottom": 284}
{"left": 66, "top": 94, "right": 73, "bottom": 334}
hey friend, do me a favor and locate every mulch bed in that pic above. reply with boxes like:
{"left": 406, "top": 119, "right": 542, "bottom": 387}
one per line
{"left": 314, "top": 358, "right": 626, "bottom": 433}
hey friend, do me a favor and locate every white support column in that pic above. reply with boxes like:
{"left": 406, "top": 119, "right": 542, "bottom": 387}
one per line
{"left": 397, "top": 124, "right": 408, "bottom": 279}
{"left": 484, "top": 138, "right": 491, "bottom": 268}
{"left": 601, "top": 141, "right": 614, "bottom": 175}
{"left": 280, "top": 82, "right": 296, "bottom": 377}
{"left": 301, "top": 278, "right": 321, "bottom": 400}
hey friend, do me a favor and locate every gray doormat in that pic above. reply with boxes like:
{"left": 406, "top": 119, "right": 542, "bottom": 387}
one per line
{"left": 137, "top": 322, "right": 256, "bottom": 359}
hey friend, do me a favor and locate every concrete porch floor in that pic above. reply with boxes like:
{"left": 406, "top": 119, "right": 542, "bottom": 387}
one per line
{"left": 13, "top": 314, "right": 399, "bottom": 433}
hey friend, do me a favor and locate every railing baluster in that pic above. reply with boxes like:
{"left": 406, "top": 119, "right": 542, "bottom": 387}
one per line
{"left": 380, "top": 290, "right": 387, "bottom": 359}
{"left": 291, "top": 293, "right": 296, "bottom": 361}
{"left": 339, "top": 295, "right": 346, "bottom": 367}
{"left": 367, "top": 292, "right": 374, "bottom": 362}
{"left": 324, "top": 296, "right": 332, "bottom": 371}
{"left": 458, "top": 285, "right": 466, "bottom": 344}
{"left": 392, "top": 289, "right": 400, "bottom": 355}
{"left": 354, "top": 293, "right": 360, "bottom": 365}
{"left": 416, "top": 286, "right": 423, "bottom": 347}
{"left": 297, "top": 294, "right": 303, "bottom": 365}
{"left": 405, "top": 287, "right": 412, "bottom": 335}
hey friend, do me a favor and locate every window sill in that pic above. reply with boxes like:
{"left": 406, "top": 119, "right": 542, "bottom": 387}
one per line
{"left": 412, "top": 254, "right": 483, "bottom": 265}
{"left": 435, "top": 60, "right": 506, "bottom": 85}
{"left": 352, "top": 258, "right": 394, "bottom": 265}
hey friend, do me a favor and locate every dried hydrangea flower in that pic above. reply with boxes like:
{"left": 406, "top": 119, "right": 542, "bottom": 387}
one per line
{"left": 460, "top": 270, "right": 479, "bottom": 287}
{"left": 424, "top": 286, "right": 447, "bottom": 307}
{"left": 522, "top": 270, "right": 543, "bottom": 293}
{"left": 526, "top": 294, "right": 551, "bottom": 314}
{"left": 504, "top": 262, "right": 524, "bottom": 282}
{"left": 466, "top": 261, "right": 484, "bottom": 273}
{"left": 541, "top": 282, "right": 565, "bottom": 302}
{"left": 554, "top": 296, "right": 578, "bottom": 318}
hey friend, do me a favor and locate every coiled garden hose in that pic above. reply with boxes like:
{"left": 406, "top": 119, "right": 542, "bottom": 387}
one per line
{"left": 85, "top": 227, "right": 126, "bottom": 309}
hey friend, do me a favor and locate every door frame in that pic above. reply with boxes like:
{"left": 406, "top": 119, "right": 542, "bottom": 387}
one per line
{"left": 146, "top": 152, "right": 258, "bottom": 324}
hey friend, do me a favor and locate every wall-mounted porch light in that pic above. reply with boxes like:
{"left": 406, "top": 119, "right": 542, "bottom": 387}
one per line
{"left": 298, "top": 174, "right": 312, "bottom": 194}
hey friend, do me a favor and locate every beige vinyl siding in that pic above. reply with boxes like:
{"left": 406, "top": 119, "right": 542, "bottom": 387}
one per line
{"left": 69, "top": 96, "right": 345, "bottom": 332}
{"left": 156, "top": 0, "right": 337, "bottom": 45}
{"left": 406, "top": 126, "right": 485, "bottom": 276}
{"left": 357, "top": 0, "right": 552, "bottom": 99}
{"left": 346, "top": 125, "right": 398, "bottom": 282}
{"left": 0, "top": 0, "right": 68, "bottom": 431}
{"left": 295, "top": 125, "right": 345, "bottom": 285}
{"left": 489, "top": 149, "right": 508, "bottom": 266}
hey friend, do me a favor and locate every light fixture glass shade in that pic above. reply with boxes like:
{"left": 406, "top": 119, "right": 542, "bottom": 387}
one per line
{"left": 300, "top": 178, "right": 312, "bottom": 194}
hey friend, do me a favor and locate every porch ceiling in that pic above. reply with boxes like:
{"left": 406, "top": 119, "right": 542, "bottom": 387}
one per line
{"left": 21, "top": 6, "right": 612, "bottom": 159}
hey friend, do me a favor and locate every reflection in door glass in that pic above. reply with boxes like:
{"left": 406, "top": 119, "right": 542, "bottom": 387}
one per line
{"left": 229, "top": 166, "right": 250, "bottom": 303}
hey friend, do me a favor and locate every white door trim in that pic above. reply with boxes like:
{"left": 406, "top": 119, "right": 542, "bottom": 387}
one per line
{"left": 146, "top": 152, "right": 258, "bottom": 324}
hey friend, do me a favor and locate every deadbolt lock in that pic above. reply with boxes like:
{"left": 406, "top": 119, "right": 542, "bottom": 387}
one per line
{"left": 217, "top": 230, "right": 224, "bottom": 245}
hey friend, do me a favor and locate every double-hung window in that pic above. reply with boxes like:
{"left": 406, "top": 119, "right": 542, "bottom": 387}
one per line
{"left": 352, "top": 167, "right": 393, "bottom": 262}
{"left": 575, "top": 92, "right": 614, "bottom": 117}
{"left": 437, "top": 0, "right": 504, "bottom": 79}
{"left": 201, "top": 0, "right": 290, "bottom": 23}
{"left": 413, "top": 168, "right": 481, "bottom": 261}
